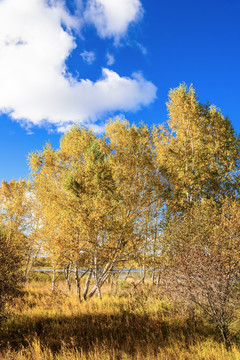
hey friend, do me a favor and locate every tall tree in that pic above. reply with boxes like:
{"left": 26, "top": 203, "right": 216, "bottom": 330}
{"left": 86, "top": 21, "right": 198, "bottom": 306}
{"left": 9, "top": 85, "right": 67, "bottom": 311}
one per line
{"left": 30, "top": 127, "right": 131, "bottom": 299}
{"left": 153, "top": 84, "right": 240, "bottom": 213}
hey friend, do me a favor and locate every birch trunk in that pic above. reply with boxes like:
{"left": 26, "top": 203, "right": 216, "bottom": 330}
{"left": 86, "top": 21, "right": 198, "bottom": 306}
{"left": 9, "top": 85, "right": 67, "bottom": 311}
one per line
{"left": 83, "top": 268, "right": 93, "bottom": 300}
{"left": 94, "top": 254, "right": 102, "bottom": 300}
{"left": 74, "top": 263, "right": 81, "bottom": 301}
{"left": 141, "top": 262, "right": 146, "bottom": 284}
{"left": 51, "top": 266, "right": 56, "bottom": 292}
{"left": 24, "top": 245, "right": 41, "bottom": 283}
{"left": 156, "top": 270, "right": 161, "bottom": 287}
{"left": 88, "top": 245, "right": 121, "bottom": 299}
{"left": 64, "top": 261, "right": 72, "bottom": 292}
{"left": 124, "top": 266, "right": 132, "bottom": 281}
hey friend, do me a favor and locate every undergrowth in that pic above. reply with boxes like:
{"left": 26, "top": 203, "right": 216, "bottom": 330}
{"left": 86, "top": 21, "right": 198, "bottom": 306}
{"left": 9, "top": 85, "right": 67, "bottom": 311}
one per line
{"left": 0, "top": 280, "right": 239, "bottom": 359}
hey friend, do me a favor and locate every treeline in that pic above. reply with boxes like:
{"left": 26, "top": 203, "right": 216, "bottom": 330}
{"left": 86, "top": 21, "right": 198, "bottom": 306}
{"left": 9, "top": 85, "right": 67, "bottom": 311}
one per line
{"left": 0, "top": 84, "right": 239, "bottom": 346}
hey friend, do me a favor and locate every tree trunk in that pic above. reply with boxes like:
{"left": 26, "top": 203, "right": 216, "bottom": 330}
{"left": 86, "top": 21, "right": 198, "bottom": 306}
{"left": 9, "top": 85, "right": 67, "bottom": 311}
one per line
{"left": 64, "top": 261, "right": 72, "bottom": 292}
{"left": 88, "top": 266, "right": 112, "bottom": 298}
{"left": 83, "top": 268, "right": 93, "bottom": 300}
{"left": 24, "top": 246, "right": 41, "bottom": 283}
{"left": 151, "top": 270, "right": 155, "bottom": 285}
{"left": 124, "top": 266, "right": 132, "bottom": 281}
{"left": 156, "top": 270, "right": 161, "bottom": 287}
{"left": 74, "top": 263, "right": 81, "bottom": 301}
{"left": 94, "top": 254, "right": 102, "bottom": 300}
{"left": 141, "top": 262, "right": 146, "bottom": 284}
{"left": 220, "top": 324, "right": 231, "bottom": 350}
{"left": 88, "top": 250, "right": 120, "bottom": 299}
{"left": 51, "top": 266, "right": 56, "bottom": 292}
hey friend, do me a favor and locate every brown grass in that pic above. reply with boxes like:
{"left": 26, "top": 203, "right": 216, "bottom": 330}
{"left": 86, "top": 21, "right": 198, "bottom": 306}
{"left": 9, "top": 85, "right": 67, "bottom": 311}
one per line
{"left": 0, "top": 279, "right": 239, "bottom": 359}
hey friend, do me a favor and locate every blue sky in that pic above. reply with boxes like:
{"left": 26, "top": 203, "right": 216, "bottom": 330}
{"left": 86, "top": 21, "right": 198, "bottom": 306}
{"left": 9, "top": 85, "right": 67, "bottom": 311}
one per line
{"left": 0, "top": 0, "right": 239, "bottom": 182}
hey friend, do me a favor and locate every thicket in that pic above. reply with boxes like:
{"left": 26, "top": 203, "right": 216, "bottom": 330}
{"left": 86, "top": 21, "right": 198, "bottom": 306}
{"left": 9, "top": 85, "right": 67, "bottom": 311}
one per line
{"left": 0, "top": 84, "right": 239, "bottom": 352}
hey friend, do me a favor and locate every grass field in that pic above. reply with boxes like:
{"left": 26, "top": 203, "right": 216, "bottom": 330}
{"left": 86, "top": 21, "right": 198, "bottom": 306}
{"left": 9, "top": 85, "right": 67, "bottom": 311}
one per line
{"left": 0, "top": 278, "right": 239, "bottom": 359}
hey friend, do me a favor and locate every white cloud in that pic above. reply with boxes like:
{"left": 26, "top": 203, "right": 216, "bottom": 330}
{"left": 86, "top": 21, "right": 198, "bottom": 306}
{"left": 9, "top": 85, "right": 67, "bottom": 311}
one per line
{"left": 57, "top": 122, "right": 105, "bottom": 135}
{"left": 106, "top": 52, "right": 115, "bottom": 66}
{"left": 0, "top": 0, "right": 156, "bottom": 131}
{"left": 84, "top": 0, "right": 143, "bottom": 42}
{"left": 136, "top": 42, "right": 147, "bottom": 55}
{"left": 88, "top": 123, "right": 106, "bottom": 134}
{"left": 80, "top": 50, "right": 96, "bottom": 64}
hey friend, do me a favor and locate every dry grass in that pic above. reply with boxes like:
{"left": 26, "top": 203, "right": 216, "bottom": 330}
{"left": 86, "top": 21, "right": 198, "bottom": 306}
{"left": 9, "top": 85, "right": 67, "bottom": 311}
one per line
{"left": 0, "top": 279, "right": 239, "bottom": 359}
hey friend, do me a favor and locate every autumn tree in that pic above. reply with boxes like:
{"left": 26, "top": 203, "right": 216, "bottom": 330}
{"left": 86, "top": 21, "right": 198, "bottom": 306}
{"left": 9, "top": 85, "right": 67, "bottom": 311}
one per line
{"left": 60, "top": 128, "right": 121, "bottom": 299}
{"left": 0, "top": 179, "right": 41, "bottom": 282}
{"left": 151, "top": 85, "right": 240, "bottom": 347}
{"left": 105, "top": 119, "right": 165, "bottom": 282}
{"left": 29, "top": 142, "right": 82, "bottom": 295}
{"left": 29, "top": 127, "right": 132, "bottom": 299}
{"left": 153, "top": 84, "right": 240, "bottom": 213}
{"left": 29, "top": 120, "right": 166, "bottom": 299}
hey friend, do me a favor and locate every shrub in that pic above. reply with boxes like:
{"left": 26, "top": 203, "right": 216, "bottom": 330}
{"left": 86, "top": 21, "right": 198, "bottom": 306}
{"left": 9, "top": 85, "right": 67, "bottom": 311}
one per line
{"left": 0, "top": 228, "right": 23, "bottom": 315}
